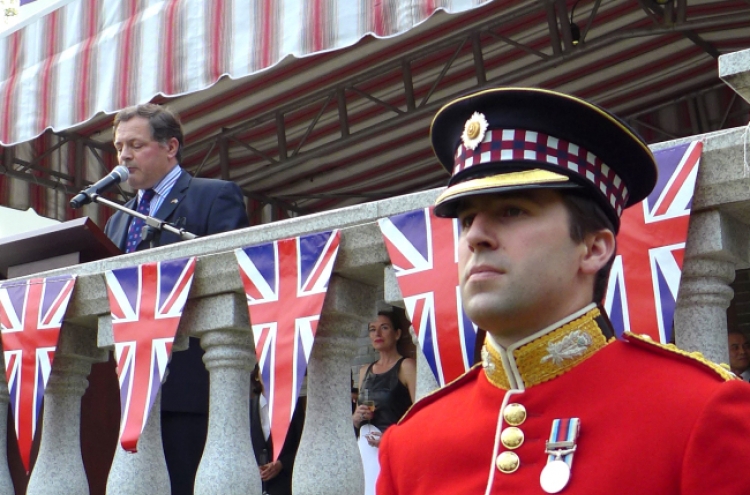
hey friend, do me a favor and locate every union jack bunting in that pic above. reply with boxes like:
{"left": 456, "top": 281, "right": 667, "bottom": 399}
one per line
{"left": 235, "top": 230, "right": 340, "bottom": 462}
{"left": 378, "top": 208, "right": 477, "bottom": 387}
{"left": 104, "top": 257, "right": 196, "bottom": 452}
{"left": 604, "top": 141, "right": 702, "bottom": 343}
{"left": 0, "top": 275, "right": 76, "bottom": 472}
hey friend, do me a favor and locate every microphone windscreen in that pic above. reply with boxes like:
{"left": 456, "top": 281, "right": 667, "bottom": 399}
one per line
{"left": 113, "top": 165, "right": 129, "bottom": 182}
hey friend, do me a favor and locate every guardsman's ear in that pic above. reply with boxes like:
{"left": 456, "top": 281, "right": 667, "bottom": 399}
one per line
{"left": 580, "top": 228, "right": 616, "bottom": 275}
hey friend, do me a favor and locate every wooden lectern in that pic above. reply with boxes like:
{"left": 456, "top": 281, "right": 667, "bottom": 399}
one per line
{"left": 0, "top": 217, "right": 120, "bottom": 280}
{"left": 0, "top": 217, "right": 121, "bottom": 495}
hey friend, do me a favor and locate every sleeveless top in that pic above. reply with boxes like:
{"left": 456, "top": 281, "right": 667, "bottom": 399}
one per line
{"left": 361, "top": 358, "right": 413, "bottom": 433}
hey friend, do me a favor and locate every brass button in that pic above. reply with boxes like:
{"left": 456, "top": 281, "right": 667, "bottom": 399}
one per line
{"left": 500, "top": 427, "right": 524, "bottom": 450}
{"left": 503, "top": 403, "right": 527, "bottom": 426}
{"left": 496, "top": 451, "right": 520, "bottom": 474}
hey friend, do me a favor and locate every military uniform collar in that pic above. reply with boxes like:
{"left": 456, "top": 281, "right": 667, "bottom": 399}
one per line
{"left": 482, "top": 304, "right": 613, "bottom": 391}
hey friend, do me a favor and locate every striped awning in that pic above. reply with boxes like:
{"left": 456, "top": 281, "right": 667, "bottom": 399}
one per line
{"left": 0, "top": 0, "right": 492, "bottom": 147}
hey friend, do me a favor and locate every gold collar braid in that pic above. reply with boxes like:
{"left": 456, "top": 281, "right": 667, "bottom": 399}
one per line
{"left": 482, "top": 307, "right": 612, "bottom": 390}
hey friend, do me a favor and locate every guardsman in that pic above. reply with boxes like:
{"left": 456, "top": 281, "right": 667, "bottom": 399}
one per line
{"left": 377, "top": 88, "right": 750, "bottom": 494}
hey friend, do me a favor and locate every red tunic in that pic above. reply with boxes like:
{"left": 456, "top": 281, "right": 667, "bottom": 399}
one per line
{"left": 378, "top": 307, "right": 750, "bottom": 495}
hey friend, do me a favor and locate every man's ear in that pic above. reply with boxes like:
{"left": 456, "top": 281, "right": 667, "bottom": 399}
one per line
{"left": 166, "top": 137, "right": 179, "bottom": 159}
{"left": 580, "top": 229, "right": 616, "bottom": 275}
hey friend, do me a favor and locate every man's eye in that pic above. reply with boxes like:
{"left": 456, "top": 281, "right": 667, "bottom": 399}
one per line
{"left": 503, "top": 207, "right": 524, "bottom": 217}
{"left": 459, "top": 214, "right": 475, "bottom": 229}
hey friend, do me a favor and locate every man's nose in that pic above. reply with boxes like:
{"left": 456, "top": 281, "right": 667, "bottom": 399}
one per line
{"left": 119, "top": 147, "right": 133, "bottom": 161}
{"left": 464, "top": 213, "right": 497, "bottom": 251}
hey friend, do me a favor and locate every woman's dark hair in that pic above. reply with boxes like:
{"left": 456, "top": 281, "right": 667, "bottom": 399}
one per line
{"left": 373, "top": 307, "right": 416, "bottom": 358}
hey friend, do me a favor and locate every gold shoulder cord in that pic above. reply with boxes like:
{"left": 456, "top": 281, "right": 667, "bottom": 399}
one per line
{"left": 624, "top": 332, "right": 737, "bottom": 382}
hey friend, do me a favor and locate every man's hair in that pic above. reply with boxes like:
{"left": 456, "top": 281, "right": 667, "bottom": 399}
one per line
{"left": 560, "top": 192, "right": 617, "bottom": 304}
{"left": 113, "top": 103, "right": 184, "bottom": 162}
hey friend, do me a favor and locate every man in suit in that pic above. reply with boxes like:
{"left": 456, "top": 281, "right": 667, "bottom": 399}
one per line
{"left": 728, "top": 330, "right": 750, "bottom": 380}
{"left": 377, "top": 88, "right": 750, "bottom": 494}
{"left": 250, "top": 365, "right": 305, "bottom": 495}
{"left": 104, "top": 103, "right": 250, "bottom": 495}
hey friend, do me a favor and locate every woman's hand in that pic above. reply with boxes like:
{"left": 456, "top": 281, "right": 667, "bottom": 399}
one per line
{"left": 260, "top": 460, "right": 283, "bottom": 481}
{"left": 352, "top": 404, "right": 373, "bottom": 428}
{"left": 365, "top": 431, "right": 382, "bottom": 448}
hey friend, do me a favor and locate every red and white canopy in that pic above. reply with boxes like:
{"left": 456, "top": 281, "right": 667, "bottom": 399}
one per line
{"left": 0, "top": 0, "right": 748, "bottom": 226}
{"left": 0, "top": 0, "right": 491, "bottom": 146}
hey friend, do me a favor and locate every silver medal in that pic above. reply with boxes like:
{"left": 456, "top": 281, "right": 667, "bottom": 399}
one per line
{"left": 539, "top": 458, "right": 571, "bottom": 494}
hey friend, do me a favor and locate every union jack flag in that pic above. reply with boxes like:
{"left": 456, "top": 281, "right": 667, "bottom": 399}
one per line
{"left": 104, "top": 257, "right": 196, "bottom": 452}
{"left": 0, "top": 275, "right": 76, "bottom": 472}
{"left": 235, "top": 230, "right": 340, "bottom": 462}
{"left": 604, "top": 141, "right": 702, "bottom": 343}
{"left": 378, "top": 208, "right": 477, "bottom": 386}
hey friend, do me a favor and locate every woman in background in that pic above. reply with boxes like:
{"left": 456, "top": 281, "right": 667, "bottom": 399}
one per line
{"left": 352, "top": 308, "right": 416, "bottom": 495}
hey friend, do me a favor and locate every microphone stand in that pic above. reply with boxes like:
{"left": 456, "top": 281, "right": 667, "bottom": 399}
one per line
{"left": 91, "top": 194, "right": 198, "bottom": 245}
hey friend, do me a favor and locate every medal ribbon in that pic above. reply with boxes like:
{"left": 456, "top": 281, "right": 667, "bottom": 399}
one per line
{"left": 546, "top": 418, "right": 580, "bottom": 467}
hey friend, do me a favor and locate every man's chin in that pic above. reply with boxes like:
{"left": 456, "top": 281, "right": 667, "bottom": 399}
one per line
{"left": 463, "top": 302, "right": 507, "bottom": 331}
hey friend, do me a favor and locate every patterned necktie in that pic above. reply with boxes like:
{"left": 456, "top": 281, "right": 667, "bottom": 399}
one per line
{"left": 125, "top": 189, "right": 155, "bottom": 253}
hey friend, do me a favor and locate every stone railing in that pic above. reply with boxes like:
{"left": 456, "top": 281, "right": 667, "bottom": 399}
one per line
{"left": 1, "top": 48, "right": 749, "bottom": 495}
{"left": 1, "top": 188, "right": 445, "bottom": 495}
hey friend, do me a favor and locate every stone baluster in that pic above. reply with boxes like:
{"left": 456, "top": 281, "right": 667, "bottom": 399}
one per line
{"left": 105, "top": 391, "right": 170, "bottom": 495}
{"left": 674, "top": 210, "right": 746, "bottom": 364}
{"left": 675, "top": 257, "right": 736, "bottom": 363}
{"left": 193, "top": 292, "right": 258, "bottom": 495}
{"left": 0, "top": 354, "right": 14, "bottom": 494}
{"left": 411, "top": 332, "right": 440, "bottom": 400}
{"left": 293, "top": 276, "right": 373, "bottom": 495}
{"left": 27, "top": 323, "right": 108, "bottom": 495}
{"left": 103, "top": 316, "right": 171, "bottom": 495}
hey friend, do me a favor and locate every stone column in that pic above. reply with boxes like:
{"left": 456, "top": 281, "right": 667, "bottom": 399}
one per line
{"left": 105, "top": 391, "right": 170, "bottom": 495}
{"left": 0, "top": 354, "right": 15, "bottom": 494}
{"left": 293, "top": 276, "right": 373, "bottom": 495}
{"left": 411, "top": 333, "right": 439, "bottom": 401}
{"left": 27, "top": 323, "right": 108, "bottom": 495}
{"left": 101, "top": 313, "right": 171, "bottom": 495}
{"left": 193, "top": 292, "right": 258, "bottom": 495}
{"left": 674, "top": 210, "right": 747, "bottom": 364}
{"left": 675, "top": 257, "right": 735, "bottom": 363}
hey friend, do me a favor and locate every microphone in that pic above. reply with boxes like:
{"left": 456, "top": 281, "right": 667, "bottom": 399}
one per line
{"left": 70, "top": 165, "right": 129, "bottom": 208}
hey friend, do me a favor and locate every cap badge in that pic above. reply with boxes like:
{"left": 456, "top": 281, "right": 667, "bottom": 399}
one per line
{"left": 461, "top": 112, "right": 488, "bottom": 150}
{"left": 540, "top": 330, "right": 592, "bottom": 366}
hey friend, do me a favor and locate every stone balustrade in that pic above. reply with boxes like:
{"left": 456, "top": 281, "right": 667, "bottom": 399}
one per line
{"left": 0, "top": 48, "right": 749, "bottom": 495}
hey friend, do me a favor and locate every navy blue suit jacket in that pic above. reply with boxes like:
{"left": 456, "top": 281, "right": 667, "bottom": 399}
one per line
{"left": 104, "top": 169, "right": 250, "bottom": 413}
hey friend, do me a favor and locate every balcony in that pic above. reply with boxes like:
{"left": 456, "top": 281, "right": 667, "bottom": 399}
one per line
{"left": 1, "top": 48, "right": 750, "bottom": 495}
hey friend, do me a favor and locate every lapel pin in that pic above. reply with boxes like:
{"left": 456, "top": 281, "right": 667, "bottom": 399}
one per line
{"left": 171, "top": 198, "right": 179, "bottom": 204}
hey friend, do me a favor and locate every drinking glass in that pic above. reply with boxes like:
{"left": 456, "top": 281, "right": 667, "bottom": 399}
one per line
{"left": 360, "top": 389, "right": 375, "bottom": 424}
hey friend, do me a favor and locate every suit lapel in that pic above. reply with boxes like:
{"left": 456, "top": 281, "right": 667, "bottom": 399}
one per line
{"left": 154, "top": 170, "right": 191, "bottom": 222}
